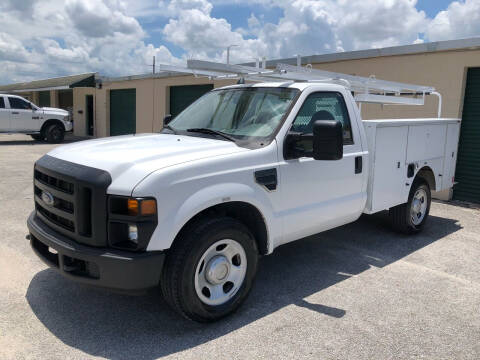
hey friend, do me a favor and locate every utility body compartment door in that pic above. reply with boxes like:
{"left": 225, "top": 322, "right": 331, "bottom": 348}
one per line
{"left": 367, "top": 125, "right": 409, "bottom": 212}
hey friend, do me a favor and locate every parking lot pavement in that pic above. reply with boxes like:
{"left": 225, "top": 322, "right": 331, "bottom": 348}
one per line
{"left": 0, "top": 133, "right": 479, "bottom": 360}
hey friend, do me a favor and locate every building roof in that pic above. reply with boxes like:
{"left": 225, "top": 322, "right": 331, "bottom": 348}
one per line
{"left": 244, "top": 36, "right": 480, "bottom": 68}
{"left": 0, "top": 73, "right": 96, "bottom": 93}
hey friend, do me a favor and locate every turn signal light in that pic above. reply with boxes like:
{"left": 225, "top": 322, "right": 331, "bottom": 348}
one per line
{"left": 127, "top": 198, "right": 156, "bottom": 216}
{"left": 127, "top": 198, "right": 139, "bottom": 216}
{"left": 140, "top": 199, "right": 157, "bottom": 216}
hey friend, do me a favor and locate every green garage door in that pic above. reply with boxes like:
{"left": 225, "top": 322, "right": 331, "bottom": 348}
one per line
{"left": 110, "top": 89, "right": 136, "bottom": 136}
{"left": 170, "top": 84, "right": 213, "bottom": 118}
{"left": 454, "top": 68, "right": 480, "bottom": 203}
{"left": 38, "top": 91, "right": 50, "bottom": 107}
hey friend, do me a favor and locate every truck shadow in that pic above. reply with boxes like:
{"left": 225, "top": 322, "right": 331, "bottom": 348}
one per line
{"left": 26, "top": 212, "right": 461, "bottom": 359}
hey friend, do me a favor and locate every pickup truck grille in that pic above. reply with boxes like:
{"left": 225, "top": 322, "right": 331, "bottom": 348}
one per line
{"left": 33, "top": 155, "right": 112, "bottom": 247}
{"left": 34, "top": 171, "right": 76, "bottom": 232}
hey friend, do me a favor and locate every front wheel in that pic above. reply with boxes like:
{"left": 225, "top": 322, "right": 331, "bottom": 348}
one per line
{"left": 45, "top": 124, "right": 65, "bottom": 143}
{"left": 389, "top": 179, "right": 431, "bottom": 234}
{"left": 161, "top": 217, "right": 258, "bottom": 322}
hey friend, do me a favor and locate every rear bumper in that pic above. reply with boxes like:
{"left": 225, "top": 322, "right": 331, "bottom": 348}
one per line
{"left": 27, "top": 211, "right": 165, "bottom": 292}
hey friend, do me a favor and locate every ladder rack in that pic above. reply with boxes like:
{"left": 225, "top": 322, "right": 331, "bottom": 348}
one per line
{"left": 157, "top": 58, "right": 442, "bottom": 117}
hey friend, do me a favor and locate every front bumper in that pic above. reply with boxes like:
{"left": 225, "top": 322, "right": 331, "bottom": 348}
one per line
{"left": 27, "top": 211, "right": 165, "bottom": 291}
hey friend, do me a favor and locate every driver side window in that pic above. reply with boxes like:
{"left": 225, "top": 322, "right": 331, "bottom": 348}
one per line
{"left": 291, "top": 92, "right": 353, "bottom": 144}
{"left": 9, "top": 97, "right": 32, "bottom": 110}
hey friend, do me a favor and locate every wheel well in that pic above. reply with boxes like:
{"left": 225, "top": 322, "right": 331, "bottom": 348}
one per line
{"left": 416, "top": 166, "right": 436, "bottom": 191}
{"left": 41, "top": 119, "right": 65, "bottom": 134}
{"left": 176, "top": 202, "right": 269, "bottom": 255}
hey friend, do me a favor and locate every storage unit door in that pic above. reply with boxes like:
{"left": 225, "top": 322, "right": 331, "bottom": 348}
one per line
{"left": 454, "top": 68, "right": 480, "bottom": 203}
{"left": 110, "top": 89, "right": 136, "bottom": 136}
{"left": 169, "top": 84, "right": 213, "bottom": 118}
{"left": 38, "top": 91, "right": 50, "bottom": 107}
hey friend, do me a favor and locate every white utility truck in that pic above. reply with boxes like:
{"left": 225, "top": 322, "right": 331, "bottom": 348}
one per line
{"left": 27, "top": 60, "right": 460, "bottom": 322}
{"left": 0, "top": 94, "right": 72, "bottom": 143}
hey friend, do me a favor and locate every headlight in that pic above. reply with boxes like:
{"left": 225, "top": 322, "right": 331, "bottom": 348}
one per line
{"left": 63, "top": 114, "right": 71, "bottom": 122}
{"left": 108, "top": 196, "right": 157, "bottom": 251}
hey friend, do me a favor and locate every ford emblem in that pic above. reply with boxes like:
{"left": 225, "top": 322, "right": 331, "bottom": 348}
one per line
{"left": 41, "top": 191, "right": 55, "bottom": 206}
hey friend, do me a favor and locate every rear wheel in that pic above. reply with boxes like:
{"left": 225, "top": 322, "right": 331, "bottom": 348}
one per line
{"left": 45, "top": 123, "right": 65, "bottom": 143}
{"left": 161, "top": 217, "right": 258, "bottom": 322}
{"left": 390, "top": 179, "right": 431, "bottom": 234}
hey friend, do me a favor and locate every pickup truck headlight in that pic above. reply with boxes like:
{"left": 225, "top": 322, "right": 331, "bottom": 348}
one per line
{"left": 63, "top": 114, "right": 72, "bottom": 122}
{"left": 108, "top": 196, "right": 157, "bottom": 251}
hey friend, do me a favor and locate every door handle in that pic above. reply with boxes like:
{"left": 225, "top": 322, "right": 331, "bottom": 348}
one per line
{"left": 355, "top": 156, "right": 362, "bottom": 174}
{"left": 11, "top": 111, "right": 19, "bottom": 115}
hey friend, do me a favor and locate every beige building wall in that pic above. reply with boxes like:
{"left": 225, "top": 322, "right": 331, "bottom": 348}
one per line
{"left": 87, "top": 48, "right": 480, "bottom": 140}
{"left": 94, "top": 75, "right": 236, "bottom": 137}
{"left": 311, "top": 49, "right": 480, "bottom": 120}
{"left": 72, "top": 87, "right": 96, "bottom": 137}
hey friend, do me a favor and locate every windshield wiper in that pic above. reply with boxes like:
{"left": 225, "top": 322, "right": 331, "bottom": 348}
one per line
{"left": 186, "top": 128, "right": 236, "bottom": 142}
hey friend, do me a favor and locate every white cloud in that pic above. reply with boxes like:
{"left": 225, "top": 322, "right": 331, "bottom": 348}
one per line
{"left": 0, "top": 0, "right": 180, "bottom": 84}
{"left": 427, "top": 0, "right": 480, "bottom": 41}
{"left": 161, "top": 0, "right": 429, "bottom": 64}
{"left": 1, "top": 0, "right": 479, "bottom": 85}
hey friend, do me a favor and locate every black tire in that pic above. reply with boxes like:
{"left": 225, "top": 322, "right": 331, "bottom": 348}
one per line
{"left": 161, "top": 217, "right": 258, "bottom": 322}
{"left": 30, "top": 134, "right": 43, "bottom": 141}
{"left": 389, "top": 178, "right": 431, "bottom": 234}
{"left": 45, "top": 123, "right": 65, "bottom": 143}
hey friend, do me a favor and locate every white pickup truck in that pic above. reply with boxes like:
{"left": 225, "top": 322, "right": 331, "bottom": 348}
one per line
{"left": 27, "top": 77, "right": 460, "bottom": 322}
{"left": 0, "top": 94, "right": 72, "bottom": 143}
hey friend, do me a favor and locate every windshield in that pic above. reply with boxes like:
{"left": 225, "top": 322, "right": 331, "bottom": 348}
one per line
{"left": 168, "top": 87, "right": 299, "bottom": 140}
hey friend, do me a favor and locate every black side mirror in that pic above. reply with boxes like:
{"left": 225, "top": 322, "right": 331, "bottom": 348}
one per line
{"left": 312, "top": 120, "right": 343, "bottom": 160}
{"left": 163, "top": 114, "right": 173, "bottom": 126}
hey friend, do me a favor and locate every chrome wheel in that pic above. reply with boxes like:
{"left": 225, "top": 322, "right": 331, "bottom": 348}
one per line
{"left": 410, "top": 188, "right": 428, "bottom": 225}
{"left": 194, "top": 239, "right": 247, "bottom": 306}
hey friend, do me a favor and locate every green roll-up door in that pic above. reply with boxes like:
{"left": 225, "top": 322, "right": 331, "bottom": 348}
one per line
{"left": 110, "top": 89, "right": 136, "bottom": 136}
{"left": 38, "top": 91, "right": 50, "bottom": 107}
{"left": 454, "top": 68, "right": 480, "bottom": 203}
{"left": 169, "top": 84, "right": 213, "bottom": 118}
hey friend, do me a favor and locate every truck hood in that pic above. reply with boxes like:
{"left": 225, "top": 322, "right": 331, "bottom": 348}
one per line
{"left": 47, "top": 133, "right": 248, "bottom": 195}
{"left": 41, "top": 107, "right": 69, "bottom": 116}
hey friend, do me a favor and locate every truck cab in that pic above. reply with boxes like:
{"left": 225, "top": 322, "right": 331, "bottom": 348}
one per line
{"left": 0, "top": 94, "right": 72, "bottom": 143}
{"left": 26, "top": 76, "right": 459, "bottom": 322}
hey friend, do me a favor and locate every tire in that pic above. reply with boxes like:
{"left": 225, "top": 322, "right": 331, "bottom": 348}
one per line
{"left": 389, "top": 178, "right": 431, "bottom": 234}
{"left": 161, "top": 217, "right": 258, "bottom": 322}
{"left": 30, "top": 134, "right": 43, "bottom": 141}
{"left": 45, "top": 123, "right": 65, "bottom": 143}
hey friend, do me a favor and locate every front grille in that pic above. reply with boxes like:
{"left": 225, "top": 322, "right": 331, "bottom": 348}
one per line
{"left": 34, "top": 169, "right": 78, "bottom": 234}
{"left": 33, "top": 155, "right": 112, "bottom": 247}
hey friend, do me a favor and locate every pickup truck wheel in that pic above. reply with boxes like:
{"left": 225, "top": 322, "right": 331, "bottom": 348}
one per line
{"left": 389, "top": 179, "right": 431, "bottom": 234}
{"left": 45, "top": 124, "right": 65, "bottom": 143}
{"left": 161, "top": 217, "right": 258, "bottom": 322}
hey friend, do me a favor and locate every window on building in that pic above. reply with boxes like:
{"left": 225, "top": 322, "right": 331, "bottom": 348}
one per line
{"left": 9, "top": 97, "right": 32, "bottom": 110}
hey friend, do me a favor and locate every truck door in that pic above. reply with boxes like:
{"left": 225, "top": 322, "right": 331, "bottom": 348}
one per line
{"left": 0, "top": 96, "right": 9, "bottom": 130}
{"left": 7, "top": 97, "right": 36, "bottom": 131}
{"left": 278, "top": 91, "right": 366, "bottom": 244}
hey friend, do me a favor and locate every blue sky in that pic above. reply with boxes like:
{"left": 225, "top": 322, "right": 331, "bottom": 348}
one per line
{"left": 416, "top": 0, "right": 453, "bottom": 16}
{"left": 1, "top": 0, "right": 480, "bottom": 83}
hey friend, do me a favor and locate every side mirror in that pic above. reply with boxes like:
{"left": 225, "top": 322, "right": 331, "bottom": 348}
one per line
{"left": 163, "top": 114, "right": 173, "bottom": 126}
{"left": 312, "top": 120, "right": 343, "bottom": 160}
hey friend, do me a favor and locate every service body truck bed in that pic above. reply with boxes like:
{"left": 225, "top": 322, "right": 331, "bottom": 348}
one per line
{"left": 363, "top": 118, "right": 460, "bottom": 213}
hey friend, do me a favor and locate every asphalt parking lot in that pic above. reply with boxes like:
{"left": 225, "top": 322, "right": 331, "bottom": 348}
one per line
{"left": 0, "top": 133, "right": 479, "bottom": 360}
